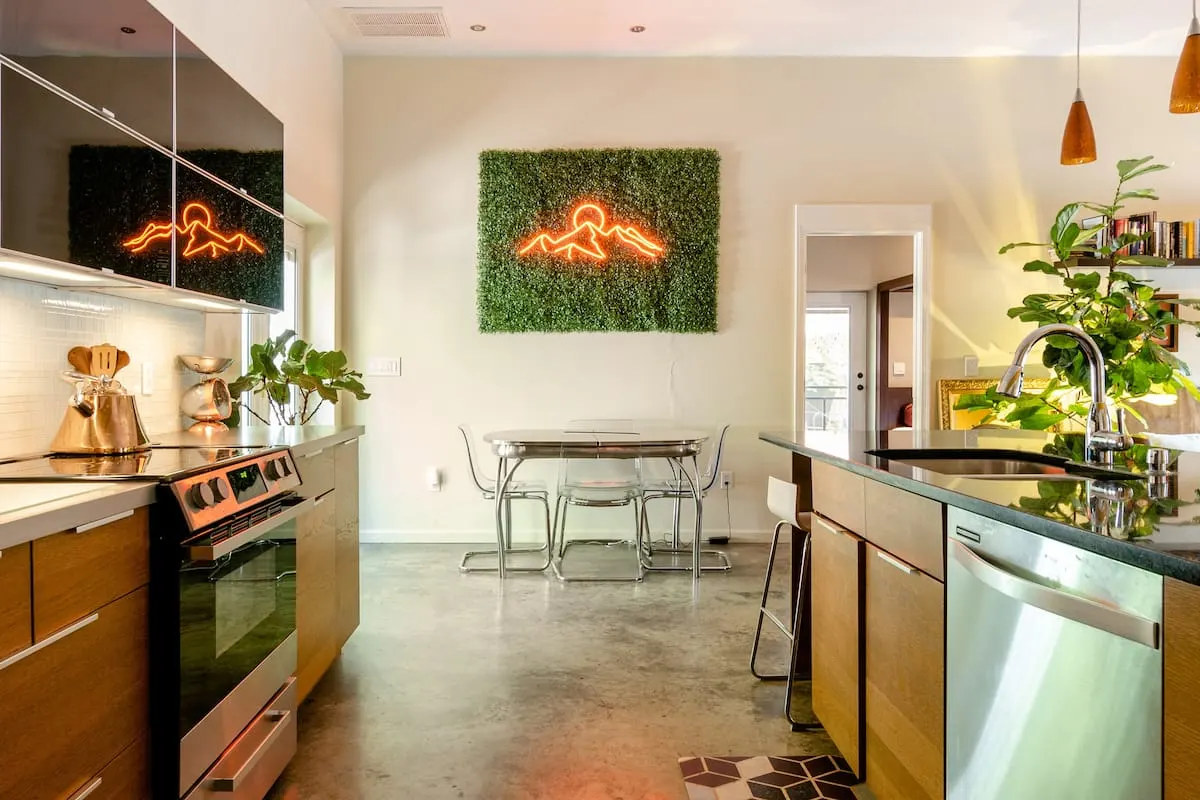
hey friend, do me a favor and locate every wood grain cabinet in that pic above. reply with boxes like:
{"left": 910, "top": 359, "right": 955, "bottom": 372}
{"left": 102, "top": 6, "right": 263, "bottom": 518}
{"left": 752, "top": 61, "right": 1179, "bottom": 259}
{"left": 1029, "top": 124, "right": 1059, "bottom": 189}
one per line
{"left": 864, "top": 544, "right": 945, "bottom": 800}
{"left": 1165, "top": 577, "right": 1200, "bottom": 799}
{"left": 334, "top": 439, "right": 361, "bottom": 650}
{"left": 297, "top": 489, "right": 337, "bottom": 701}
{"left": 810, "top": 514, "right": 865, "bottom": 774}
{"left": 0, "top": 542, "right": 32, "bottom": 660}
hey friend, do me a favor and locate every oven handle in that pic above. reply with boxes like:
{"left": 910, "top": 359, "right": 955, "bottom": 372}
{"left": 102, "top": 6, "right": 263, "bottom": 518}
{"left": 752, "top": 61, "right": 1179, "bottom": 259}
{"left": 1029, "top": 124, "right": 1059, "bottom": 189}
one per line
{"left": 187, "top": 496, "right": 315, "bottom": 562}
{"left": 207, "top": 681, "right": 296, "bottom": 793}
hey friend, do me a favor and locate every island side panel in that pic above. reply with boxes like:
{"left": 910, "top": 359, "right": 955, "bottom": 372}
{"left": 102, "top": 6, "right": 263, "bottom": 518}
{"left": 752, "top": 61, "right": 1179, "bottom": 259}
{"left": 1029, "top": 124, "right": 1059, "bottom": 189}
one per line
{"left": 791, "top": 452, "right": 814, "bottom": 675}
{"left": 1166, "top": 576, "right": 1200, "bottom": 800}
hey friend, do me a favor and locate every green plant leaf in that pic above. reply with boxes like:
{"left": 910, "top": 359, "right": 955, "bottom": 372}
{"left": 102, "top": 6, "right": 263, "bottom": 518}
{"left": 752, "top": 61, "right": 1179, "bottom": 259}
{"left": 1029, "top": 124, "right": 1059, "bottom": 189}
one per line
{"left": 1064, "top": 272, "right": 1101, "bottom": 292}
{"left": 1116, "top": 188, "right": 1160, "bottom": 202}
{"left": 1022, "top": 260, "right": 1061, "bottom": 275}
{"left": 268, "top": 382, "right": 290, "bottom": 405}
{"left": 1050, "top": 204, "right": 1081, "bottom": 242}
{"left": 321, "top": 350, "right": 348, "bottom": 375}
{"left": 1116, "top": 255, "right": 1171, "bottom": 267}
{"left": 999, "top": 242, "right": 1048, "bottom": 255}
{"left": 1123, "top": 163, "right": 1170, "bottom": 182}
{"left": 1116, "top": 156, "right": 1155, "bottom": 179}
{"left": 287, "top": 338, "right": 309, "bottom": 362}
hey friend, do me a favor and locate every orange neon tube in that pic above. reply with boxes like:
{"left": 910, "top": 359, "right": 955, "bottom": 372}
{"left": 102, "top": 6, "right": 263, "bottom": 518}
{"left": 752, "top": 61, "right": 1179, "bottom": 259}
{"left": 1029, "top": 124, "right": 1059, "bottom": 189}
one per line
{"left": 518, "top": 202, "right": 664, "bottom": 262}
{"left": 123, "top": 202, "right": 265, "bottom": 258}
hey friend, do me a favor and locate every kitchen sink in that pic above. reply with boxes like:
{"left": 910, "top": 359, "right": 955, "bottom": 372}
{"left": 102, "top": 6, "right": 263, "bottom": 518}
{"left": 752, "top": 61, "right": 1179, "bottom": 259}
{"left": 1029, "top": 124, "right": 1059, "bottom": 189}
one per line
{"left": 865, "top": 448, "right": 1145, "bottom": 482}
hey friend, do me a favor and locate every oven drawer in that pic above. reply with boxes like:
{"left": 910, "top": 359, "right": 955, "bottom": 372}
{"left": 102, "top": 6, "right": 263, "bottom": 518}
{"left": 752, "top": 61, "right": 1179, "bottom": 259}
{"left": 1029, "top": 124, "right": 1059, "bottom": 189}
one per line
{"left": 0, "top": 541, "right": 32, "bottom": 660}
{"left": 0, "top": 586, "right": 149, "bottom": 800}
{"left": 32, "top": 506, "right": 149, "bottom": 640}
{"left": 184, "top": 678, "right": 298, "bottom": 800}
{"left": 295, "top": 446, "right": 334, "bottom": 499}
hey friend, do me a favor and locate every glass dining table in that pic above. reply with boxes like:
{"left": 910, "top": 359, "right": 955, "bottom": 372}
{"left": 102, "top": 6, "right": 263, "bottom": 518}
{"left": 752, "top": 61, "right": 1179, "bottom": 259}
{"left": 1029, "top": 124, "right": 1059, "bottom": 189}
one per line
{"left": 482, "top": 427, "right": 710, "bottom": 580}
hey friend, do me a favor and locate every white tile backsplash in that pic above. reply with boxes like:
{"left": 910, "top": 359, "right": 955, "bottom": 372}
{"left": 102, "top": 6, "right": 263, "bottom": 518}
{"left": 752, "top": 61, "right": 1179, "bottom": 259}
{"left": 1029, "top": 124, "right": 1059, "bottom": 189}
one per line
{"left": 0, "top": 277, "right": 205, "bottom": 457}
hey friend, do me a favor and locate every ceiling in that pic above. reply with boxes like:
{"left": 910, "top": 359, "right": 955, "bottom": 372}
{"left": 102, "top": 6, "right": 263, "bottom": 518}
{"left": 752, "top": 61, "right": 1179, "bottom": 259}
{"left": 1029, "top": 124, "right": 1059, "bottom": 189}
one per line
{"left": 306, "top": 0, "right": 1193, "bottom": 57}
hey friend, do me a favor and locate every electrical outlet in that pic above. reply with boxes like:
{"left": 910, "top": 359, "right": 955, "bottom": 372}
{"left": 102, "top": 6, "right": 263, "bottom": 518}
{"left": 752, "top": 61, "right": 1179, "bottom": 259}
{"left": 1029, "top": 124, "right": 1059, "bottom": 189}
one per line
{"left": 719, "top": 470, "right": 734, "bottom": 489}
{"left": 426, "top": 466, "right": 442, "bottom": 492}
{"left": 367, "top": 357, "right": 402, "bottom": 377}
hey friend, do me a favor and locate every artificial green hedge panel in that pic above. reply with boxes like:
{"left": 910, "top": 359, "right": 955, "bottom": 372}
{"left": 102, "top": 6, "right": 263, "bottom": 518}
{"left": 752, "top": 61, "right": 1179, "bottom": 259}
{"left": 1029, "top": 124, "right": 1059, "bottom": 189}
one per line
{"left": 478, "top": 148, "right": 720, "bottom": 332}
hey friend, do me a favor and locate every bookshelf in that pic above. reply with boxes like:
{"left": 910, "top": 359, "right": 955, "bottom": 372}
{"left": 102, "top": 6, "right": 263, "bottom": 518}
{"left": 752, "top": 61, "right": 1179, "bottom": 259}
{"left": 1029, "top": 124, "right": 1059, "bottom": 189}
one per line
{"left": 1071, "top": 257, "right": 1200, "bottom": 268}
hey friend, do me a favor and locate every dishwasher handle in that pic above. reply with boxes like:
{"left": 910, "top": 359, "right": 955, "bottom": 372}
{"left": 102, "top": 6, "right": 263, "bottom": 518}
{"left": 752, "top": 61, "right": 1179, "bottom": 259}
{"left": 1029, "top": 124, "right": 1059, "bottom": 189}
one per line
{"left": 948, "top": 539, "right": 1160, "bottom": 650}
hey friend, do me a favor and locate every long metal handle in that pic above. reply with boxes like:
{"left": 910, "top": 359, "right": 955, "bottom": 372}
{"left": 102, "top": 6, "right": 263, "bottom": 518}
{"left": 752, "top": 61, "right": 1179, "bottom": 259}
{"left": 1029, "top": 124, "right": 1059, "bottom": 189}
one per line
{"left": 65, "top": 777, "right": 103, "bottom": 800}
{"left": 299, "top": 448, "right": 326, "bottom": 459}
{"left": 208, "top": 709, "right": 292, "bottom": 792}
{"left": 876, "top": 549, "right": 915, "bottom": 574}
{"left": 0, "top": 612, "right": 99, "bottom": 671}
{"left": 76, "top": 509, "right": 134, "bottom": 534}
{"left": 813, "top": 515, "right": 848, "bottom": 538}
{"left": 187, "top": 497, "right": 314, "bottom": 561}
{"left": 949, "top": 539, "right": 1159, "bottom": 649}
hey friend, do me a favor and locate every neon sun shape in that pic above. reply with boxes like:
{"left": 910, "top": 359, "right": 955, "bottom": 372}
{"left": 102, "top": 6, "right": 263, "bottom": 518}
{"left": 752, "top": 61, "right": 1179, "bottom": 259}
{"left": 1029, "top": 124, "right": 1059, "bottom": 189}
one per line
{"left": 518, "top": 202, "right": 664, "bottom": 262}
{"left": 123, "top": 202, "right": 265, "bottom": 258}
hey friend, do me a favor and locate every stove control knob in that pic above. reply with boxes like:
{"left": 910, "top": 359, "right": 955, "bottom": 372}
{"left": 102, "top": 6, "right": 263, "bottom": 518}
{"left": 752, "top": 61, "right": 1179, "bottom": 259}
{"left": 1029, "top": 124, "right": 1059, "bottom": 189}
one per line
{"left": 278, "top": 457, "right": 293, "bottom": 477}
{"left": 187, "top": 482, "right": 215, "bottom": 510}
{"left": 208, "top": 477, "right": 229, "bottom": 502}
{"left": 264, "top": 458, "right": 284, "bottom": 481}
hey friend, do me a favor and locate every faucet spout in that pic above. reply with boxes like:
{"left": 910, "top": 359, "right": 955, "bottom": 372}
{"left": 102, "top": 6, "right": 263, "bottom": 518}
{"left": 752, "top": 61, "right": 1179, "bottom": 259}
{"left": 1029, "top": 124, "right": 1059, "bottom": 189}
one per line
{"left": 997, "top": 323, "right": 1130, "bottom": 464}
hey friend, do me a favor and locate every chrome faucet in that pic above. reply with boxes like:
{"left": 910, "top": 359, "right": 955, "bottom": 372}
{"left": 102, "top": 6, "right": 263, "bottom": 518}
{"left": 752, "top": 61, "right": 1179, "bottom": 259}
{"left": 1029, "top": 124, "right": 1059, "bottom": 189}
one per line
{"left": 997, "top": 323, "right": 1132, "bottom": 465}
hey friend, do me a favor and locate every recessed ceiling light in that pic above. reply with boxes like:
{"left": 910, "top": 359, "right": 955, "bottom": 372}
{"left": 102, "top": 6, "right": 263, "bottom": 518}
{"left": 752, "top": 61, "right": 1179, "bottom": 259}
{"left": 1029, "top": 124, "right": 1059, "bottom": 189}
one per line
{"left": 630, "top": 25, "right": 646, "bottom": 33}
{"left": 470, "top": 24, "right": 486, "bottom": 32}
{"left": 120, "top": 26, "right": 136, "bottom": 34}
{"left": 0, "top": 261, "right": 103, "bottom": 283}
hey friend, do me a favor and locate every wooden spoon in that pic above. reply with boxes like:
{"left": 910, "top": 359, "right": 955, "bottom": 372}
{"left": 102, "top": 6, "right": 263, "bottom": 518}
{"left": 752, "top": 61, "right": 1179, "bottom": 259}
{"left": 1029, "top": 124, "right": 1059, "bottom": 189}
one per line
{"left": 90, "top": 344, "right": 119, "bottom": 379}
{"left": 67, "top": 346, "right": 93, "bottom": 375}
{"left": 113, "top": 349, "right": 131, "bottom": 377}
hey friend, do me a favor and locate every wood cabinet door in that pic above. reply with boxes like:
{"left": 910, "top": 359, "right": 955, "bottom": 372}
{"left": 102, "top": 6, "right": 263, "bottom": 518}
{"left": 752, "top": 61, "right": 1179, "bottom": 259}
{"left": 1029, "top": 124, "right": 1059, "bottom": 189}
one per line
{"left": 297, "top": 490, "right": 337, "bottom": 701}
{"left": 0, "top": 542, "right": 32, "bottom": 660}
{"left": 1166, "top": 577, "right": 1200, "bottom": 799}
{"left": 334, "top": 439, "right": 360, "bottom": 649}
{"left": 865, "top": 544, "right": 944, "bottom": 800}
{"left": 810, "top": 514, "right": 865, "bottom": 775}
{"left": 0, "top": 586, "right": 148, "bottom": 800}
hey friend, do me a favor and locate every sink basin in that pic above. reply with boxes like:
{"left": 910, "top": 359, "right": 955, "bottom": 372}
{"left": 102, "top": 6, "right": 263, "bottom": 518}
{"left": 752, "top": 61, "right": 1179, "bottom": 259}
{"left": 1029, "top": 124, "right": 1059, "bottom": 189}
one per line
{"left": 865, "top": 448, "right": 1144, "bottom": 482}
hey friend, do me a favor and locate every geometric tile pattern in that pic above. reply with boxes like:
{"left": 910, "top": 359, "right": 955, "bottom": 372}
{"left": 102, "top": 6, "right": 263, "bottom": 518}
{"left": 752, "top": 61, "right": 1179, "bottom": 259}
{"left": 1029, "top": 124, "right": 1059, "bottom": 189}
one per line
{"left": 679, "top": 755, "right": 860, "bottom": 800}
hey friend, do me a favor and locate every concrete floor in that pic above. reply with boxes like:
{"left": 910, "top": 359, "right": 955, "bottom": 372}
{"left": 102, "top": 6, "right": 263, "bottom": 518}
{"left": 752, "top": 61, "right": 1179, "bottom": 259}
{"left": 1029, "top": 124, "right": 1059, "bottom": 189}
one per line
{"left": 268, "top": 543, "right": 844, "bottom": 800}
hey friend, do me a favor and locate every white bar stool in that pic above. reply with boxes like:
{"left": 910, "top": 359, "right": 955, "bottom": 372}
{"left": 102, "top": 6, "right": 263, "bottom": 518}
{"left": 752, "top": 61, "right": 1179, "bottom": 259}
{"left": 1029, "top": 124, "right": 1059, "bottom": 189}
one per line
{"left": 750, "top": 476, "right": 822, "bottom": 731}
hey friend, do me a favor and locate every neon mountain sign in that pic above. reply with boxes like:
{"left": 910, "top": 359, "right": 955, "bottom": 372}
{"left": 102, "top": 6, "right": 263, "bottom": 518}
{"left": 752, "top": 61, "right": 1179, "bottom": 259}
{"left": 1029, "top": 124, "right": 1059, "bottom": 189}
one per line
{"left": 123, "top": 202, "right": 264, "bottom": 258}
{"left": 518, "top": 202, "right": 664, "bottom": 262}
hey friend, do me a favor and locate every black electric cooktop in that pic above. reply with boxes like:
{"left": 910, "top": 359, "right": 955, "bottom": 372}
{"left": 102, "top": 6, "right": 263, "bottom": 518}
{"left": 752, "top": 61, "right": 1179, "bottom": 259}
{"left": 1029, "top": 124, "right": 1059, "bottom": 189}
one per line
{"left": 0, "top": 446, "right": 270, "bottom": 482}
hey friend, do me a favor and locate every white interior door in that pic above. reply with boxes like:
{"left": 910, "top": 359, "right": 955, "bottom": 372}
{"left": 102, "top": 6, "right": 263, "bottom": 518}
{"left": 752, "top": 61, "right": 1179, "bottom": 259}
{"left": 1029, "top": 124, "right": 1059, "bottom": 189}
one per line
{"left": 805, "top": 292, "right": 868, "bottom": 456}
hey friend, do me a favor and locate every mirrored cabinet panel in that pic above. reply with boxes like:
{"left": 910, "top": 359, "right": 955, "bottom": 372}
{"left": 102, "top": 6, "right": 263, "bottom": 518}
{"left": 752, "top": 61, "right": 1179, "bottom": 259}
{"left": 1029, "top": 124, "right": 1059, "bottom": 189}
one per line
{"left": 0, "top": 0, "right": 174, "bottom": 146}
{"left": 176, "top": 30, "right": 284, "bottom": 212}
{"left": 1, "top": 65, "right": 173, "bottom": 283}
{"left": 174, "top": 163, "right": 285, "bottom": 309}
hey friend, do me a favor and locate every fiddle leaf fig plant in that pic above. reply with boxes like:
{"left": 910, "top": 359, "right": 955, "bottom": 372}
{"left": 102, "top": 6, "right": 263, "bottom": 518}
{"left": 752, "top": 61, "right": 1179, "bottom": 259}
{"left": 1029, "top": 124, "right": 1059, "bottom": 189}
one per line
{"left": 955, "top": 157, "right": 1200, "bottom": 430}
{"left": 228, "top": 330, "right": 370, "bottom": 426}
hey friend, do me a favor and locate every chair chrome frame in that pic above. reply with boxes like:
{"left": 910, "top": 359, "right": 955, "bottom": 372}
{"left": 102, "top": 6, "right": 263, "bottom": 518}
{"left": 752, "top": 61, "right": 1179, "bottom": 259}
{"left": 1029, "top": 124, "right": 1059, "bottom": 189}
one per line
{"left": 457, "top": 425, "right": 553, "bottom": 573}
{"left": 750, "top": 477, "right": 822, "bottom": 732}
{"left": 640, "top": 424, "right": 732, "bottom": 573}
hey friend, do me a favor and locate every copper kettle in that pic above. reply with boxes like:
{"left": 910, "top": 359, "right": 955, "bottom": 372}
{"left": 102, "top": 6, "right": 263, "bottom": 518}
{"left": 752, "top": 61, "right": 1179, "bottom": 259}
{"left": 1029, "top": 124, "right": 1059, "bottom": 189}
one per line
{"left": 50, "top": 371, "right": 150, "bottom": 454}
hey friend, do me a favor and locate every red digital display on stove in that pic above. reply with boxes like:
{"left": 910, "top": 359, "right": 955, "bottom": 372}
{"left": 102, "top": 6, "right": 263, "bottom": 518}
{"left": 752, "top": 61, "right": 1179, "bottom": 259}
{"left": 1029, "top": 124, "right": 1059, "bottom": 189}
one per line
{"left": 226, "top": 463, "right": 267, "bottom": 502}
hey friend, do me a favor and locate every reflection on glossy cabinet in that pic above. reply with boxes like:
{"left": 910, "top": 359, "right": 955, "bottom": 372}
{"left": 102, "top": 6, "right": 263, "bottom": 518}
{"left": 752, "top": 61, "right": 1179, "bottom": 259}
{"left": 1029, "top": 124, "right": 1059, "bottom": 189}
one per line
{"left": 335, "top": 439, "right": 360, "bottom": 649}
{"left": 810, "top": 515, "right": 864, "bottom": 775}
{"left": 297, "top": 489, "right": 337, "bottom": 701}
{"left": 1165, "top": 577, "right": 1200, "bottom": 800}
{"left": 865, "top": 545, "right": 944, "bottom": 800}
{"left": 0, "top": 542, "right": 32, "bottom": 661}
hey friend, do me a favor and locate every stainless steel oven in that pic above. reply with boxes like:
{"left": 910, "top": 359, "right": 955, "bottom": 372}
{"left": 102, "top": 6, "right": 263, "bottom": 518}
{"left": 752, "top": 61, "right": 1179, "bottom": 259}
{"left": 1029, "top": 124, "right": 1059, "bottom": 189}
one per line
{"left": 149, "top": 448, "right": 311, "bottom": 799}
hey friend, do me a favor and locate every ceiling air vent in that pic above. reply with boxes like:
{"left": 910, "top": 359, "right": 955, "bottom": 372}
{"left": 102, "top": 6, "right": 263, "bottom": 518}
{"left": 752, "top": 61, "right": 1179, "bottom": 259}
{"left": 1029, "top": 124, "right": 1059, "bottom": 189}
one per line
{"left": 343, "top": 7, "right": 448, "bottom": 38}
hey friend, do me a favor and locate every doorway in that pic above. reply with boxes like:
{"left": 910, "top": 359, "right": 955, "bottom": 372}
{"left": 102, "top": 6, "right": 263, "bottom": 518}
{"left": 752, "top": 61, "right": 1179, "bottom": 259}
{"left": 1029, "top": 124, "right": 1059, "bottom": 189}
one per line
{"left": 877, "top": 275, "right": 915, "bottom": 431}
{"left": 804, "top": 292, "right": 868, "bottom": 457}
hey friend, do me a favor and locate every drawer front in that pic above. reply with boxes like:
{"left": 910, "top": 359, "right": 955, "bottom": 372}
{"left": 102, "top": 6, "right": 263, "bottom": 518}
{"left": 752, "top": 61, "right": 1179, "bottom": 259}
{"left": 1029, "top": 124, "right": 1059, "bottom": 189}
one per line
{"left": 810, "top": 514, "right": 865, "bottom": 775}
{"left": 64, "top": 738, "right": 150, "bottom": 800}
{"left": 32, "top": 506, "right": 149, "bottom": 640}
{"left": 864, "top": 481, "right": 944, "bottom": 581}
{"left": 295, "top": 447, "right": 335, "bottom": 499}
{"left": 297, "top": 490, "right": 337, "bottom": 700}
{"left": 0, "top": 586, "right": 149, "bottom": 800}
{"left": 0, "top": 542, "right": 32, "bottom": 660}
{"left": 812, "top": 461, "right": 866, "bottom": 533}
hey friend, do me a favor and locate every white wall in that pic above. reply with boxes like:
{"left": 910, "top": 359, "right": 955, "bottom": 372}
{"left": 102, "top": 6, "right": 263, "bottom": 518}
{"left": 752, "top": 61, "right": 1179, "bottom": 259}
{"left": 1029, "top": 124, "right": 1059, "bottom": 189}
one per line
{"left": 807, "top": 235, "right": 914, "bottom": 292}
{"left": 889, "top": 292, "right": 914, "bottom": 390}
{"left": 343, "top": 56, "right": 1200, "bottom": 542}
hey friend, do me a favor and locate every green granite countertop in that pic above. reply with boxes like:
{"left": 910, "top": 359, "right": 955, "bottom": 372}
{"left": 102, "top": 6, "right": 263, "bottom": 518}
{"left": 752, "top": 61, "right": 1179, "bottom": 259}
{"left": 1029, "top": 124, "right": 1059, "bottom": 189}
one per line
{"left": 760, "top": 428, "right": 1200, "bottom": 586}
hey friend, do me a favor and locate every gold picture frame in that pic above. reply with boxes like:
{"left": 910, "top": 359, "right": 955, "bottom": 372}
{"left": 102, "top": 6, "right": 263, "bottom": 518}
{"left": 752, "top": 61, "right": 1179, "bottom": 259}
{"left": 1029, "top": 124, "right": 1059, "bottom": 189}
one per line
{"left": 938, "top": 377, "right": 1052, "bottom": 430}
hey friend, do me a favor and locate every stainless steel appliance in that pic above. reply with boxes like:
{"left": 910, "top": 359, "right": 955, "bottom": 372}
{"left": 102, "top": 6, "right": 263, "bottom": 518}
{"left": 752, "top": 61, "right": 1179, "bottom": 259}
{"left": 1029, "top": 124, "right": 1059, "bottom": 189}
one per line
{"left": 50, "top": 370, "right": 151, "bottom": 454}
{"left": 0, "top": 445, "right": 308, "bottom": 799}
{"left": 946, "top": 507, "right": 1162, "bottom": 800}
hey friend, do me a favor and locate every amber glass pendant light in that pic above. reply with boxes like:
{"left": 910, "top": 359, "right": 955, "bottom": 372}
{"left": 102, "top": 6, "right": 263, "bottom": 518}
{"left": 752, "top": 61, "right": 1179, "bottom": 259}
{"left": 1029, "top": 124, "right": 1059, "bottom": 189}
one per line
{"left": 1170, "top": 0, "right": 1200, "bottom": 113}
{"left": 1061, "top": 0, "right": 1097, "bottom": 164}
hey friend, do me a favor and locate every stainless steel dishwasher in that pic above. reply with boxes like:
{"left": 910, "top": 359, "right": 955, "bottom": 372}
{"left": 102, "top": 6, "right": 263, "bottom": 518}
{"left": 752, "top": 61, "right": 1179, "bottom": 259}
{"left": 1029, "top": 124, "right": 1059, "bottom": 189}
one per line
{"left": 946, "top": 507, "right": 1162, "bottom": 800}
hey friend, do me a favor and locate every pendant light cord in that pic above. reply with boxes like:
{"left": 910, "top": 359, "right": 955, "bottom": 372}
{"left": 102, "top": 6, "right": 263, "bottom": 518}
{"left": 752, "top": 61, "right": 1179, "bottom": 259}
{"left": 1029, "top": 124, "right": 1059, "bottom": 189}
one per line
{"left": 1076, "top": 0, "right": 1082, "bottom": 89}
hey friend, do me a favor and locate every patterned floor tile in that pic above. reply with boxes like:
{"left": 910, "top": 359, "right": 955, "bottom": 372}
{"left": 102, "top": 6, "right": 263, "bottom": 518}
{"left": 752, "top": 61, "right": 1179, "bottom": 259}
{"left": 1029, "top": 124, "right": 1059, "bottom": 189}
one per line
{"left": 680, "top": 755, "right": 860, "bottom": 800}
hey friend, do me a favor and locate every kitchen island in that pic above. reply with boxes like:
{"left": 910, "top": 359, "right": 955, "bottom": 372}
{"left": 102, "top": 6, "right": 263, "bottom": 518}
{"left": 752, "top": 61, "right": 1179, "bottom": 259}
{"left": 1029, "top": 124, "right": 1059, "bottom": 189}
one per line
{"left": 762, "top": 428, "right": 1200, "bottom": 800}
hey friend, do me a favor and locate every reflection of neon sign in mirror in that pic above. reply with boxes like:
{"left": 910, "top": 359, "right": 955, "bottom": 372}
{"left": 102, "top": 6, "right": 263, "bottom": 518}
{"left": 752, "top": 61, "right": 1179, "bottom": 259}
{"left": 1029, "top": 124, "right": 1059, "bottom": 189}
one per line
{"left": 518, "top": 202, "right": 664, "bottom": 262}
{"left": 123, "top": 201, "right": 264, "bottom": 258}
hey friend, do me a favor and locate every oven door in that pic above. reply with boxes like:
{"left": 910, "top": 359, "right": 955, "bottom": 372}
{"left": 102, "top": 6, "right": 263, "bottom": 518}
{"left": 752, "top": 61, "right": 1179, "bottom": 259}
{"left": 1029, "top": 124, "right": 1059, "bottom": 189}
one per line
{"left": 177, "top": 495, "right": 314, "bottom": 798}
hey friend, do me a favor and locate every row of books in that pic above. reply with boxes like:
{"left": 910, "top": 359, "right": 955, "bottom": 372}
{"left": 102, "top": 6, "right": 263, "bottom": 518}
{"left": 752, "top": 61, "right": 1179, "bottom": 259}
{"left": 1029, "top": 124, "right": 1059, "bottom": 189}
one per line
{"left": 1086, "top": 212, "right": 1200, "bottom": 260}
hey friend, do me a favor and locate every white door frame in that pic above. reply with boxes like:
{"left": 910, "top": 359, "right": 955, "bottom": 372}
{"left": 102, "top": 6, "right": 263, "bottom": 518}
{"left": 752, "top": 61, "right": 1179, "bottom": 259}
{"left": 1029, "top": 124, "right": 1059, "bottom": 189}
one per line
{"left": 792, "top": 204, "right": 934, "bottom": 439}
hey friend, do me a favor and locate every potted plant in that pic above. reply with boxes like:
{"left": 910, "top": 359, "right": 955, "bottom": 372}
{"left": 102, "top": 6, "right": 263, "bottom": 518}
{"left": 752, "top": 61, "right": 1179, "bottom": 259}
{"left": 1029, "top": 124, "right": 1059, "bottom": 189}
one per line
{"left": 956, "top": 157, "right": 1200, "bottom": 431}
{"left": 229, "top": 330, "right": 370, "bottom": 426}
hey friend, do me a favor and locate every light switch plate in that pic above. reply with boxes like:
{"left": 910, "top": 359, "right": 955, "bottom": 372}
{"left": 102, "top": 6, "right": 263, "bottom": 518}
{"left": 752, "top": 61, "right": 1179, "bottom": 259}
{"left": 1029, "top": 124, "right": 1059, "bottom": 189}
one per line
{"left": 893, "top": 361, "right": 906, "bottom": 376}
{"left": 367, "top": 357, "right": 402, "bottom": 377}
{"left": 141, "top": 362, "right": 153, "bottom": 395}
{"left": 963, "top": 355, "right": 979, "bottom": 377}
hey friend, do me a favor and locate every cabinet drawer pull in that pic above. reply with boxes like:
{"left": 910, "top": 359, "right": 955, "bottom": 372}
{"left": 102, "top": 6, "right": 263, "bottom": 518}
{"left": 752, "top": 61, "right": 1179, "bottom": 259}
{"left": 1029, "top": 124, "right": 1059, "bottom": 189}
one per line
{"left": 814, "top": 516, "right": 848, "bottom": 538}
{"left": 336, "top": 439, "right": 358, "bottom": 448}
{"left": 66, "top": 777, "right": 103, "bottom": 800}
{"left": 299, "top": 448, "right": 326, "bottom": 459}
{"left": 0, "top": 612, "right": 99, "bottom": 672}
{"left": 208, "top": 708, "right": 293, "bottom": 792}
{"left": 75, "top": 509, "right": 135, "bottom": 534}
{"left": 314, "top": 492, "right": 332, "bottom": 507}
{"left": 876, "top": 550, "right": 915, "bottom": 574}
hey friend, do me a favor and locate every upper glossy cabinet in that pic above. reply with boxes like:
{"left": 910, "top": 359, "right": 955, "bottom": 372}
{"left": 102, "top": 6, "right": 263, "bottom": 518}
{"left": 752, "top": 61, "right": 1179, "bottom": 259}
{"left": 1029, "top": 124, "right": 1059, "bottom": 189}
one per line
{"left": 0, "top": 0, "right": 173, "bottom": 147}
{"left": 176, "top": 30, "right": 284, "bottom": 212}
{"left": 1, "top": 65, "right": 173, "bottom": 282}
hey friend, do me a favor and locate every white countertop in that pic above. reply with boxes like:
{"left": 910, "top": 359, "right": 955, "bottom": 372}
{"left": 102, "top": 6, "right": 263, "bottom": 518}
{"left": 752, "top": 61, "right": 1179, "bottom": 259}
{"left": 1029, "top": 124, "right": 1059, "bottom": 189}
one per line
{"left": 0, "top": 481, "right": 155, "bottom": 551}
{"left": 150, "top": 424, "right": 364, "bottom": 457}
